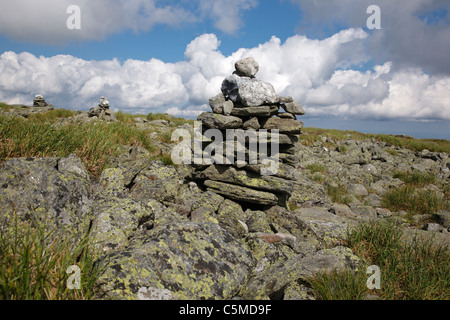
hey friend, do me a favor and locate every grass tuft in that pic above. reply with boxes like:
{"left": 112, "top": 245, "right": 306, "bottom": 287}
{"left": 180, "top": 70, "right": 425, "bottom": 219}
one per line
{"left": 0, "top": 214, "right": 106, "bottom": 300}
{"left": 308, "top": 220, "right": 449, "bottom": 300}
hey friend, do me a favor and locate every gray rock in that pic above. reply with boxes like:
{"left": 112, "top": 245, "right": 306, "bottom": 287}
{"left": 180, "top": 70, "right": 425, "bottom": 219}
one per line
{"left": 295, "top": 207, "right": 354, "bottom": 247}
{"left": 216, "top": 199, "right": 247, "bottom": 238}
{"left": 58, "top": 153, "right": 89, "bottom": 180}
{"left": 423, "top": 223, "right": 443, "bottom": 232}
{"left": 194, "top": 165, "right": 294, "bottom": 195}
{"left": 235, "top": 57, "right": 259, "bottom": 78}
{"left": 223, "top": 101, "right": 234, "bottom": 116}
{"left": 99, "top": 221, "right": 256, "bottom": 300}
{"left": 33, "top": 94, "right": 52, "bottom": 107}
{"left": 243, "top": 117, "right": 260, "bottom": 130}
{"left": 204, "top": 180, "right": 279, "bottom": 206}
{"left": 230, "top": 105, "right": 279, "bottom": 118}
{"left": 221, "top": 74, "right": 279, "bottom": 107}
{"left": 347, "top": 183, "right": 368, "bottom": 196}
{"left": 330, "top": 203, "right": 359, "bottom": 219}
{"left": 197, "top": 112, "right": 243, "bottom": 129}
{"left": 221, "top": 74, "right": 251, "bottom": 102}
{"left": 0, "top": 156, "right": 92, "bottom": 238}
{"left": 281, "top": 101, "right": 305, "bottom": 115}
{"left": 238, "top": 79, "right": 279, "bottom": 107}
{"left": 209, "top": 93, "right": 227, "bottom": 114}
{"left": 349, "top": 204, "right": 377, "bottom": 220}
{"left": 277, "top": 112, "right": 296, "bottom": 119}
{"left": 435, "top": 210, "right": 450, "bottom": 228}
{"left": 241, "top": 246, "right": 361, "bottom": 299}
{"left": 261, "top": 117, "right": 303, "bottom": 134}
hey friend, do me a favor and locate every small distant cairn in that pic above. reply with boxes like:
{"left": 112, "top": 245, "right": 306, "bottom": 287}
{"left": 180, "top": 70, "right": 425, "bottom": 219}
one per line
{"left": 33, "top": 94, "right": 53, "bottom": 108}
{"left": 192, "top": 57, "right": 305, "bottom": 208}
{"left": 88, "top": 96, "right": 117, "bottom": 122}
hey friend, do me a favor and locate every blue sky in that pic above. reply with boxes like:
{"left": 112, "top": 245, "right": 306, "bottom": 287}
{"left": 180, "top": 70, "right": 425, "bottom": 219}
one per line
{"left": 0, "top": 0, "right": 449, "bottom": 139}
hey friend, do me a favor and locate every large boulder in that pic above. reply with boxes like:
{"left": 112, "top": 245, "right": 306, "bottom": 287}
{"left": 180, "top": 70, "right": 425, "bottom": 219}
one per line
{"left": 241, "top": 246, "right": 361, "bottom": 299}
{"left": 221, "top": 74, "right": 279, "bottom": 107}
{"left": 0, "top": 155, "right": 92, "bottom": 238}
{"left": 98, "top": 221, "right": 256, "bottom": 300}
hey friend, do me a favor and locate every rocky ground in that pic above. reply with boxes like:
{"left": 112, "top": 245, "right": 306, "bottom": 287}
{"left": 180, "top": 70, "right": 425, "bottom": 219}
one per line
{"left": 0, "top": 105, "right": 449, "bottom": 300}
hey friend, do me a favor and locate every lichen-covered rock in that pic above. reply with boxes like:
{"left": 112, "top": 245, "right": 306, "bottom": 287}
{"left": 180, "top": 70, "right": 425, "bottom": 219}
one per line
{"left": 129, "top": 161, "right": 183, "bottom": 203}
{"left": 204, "top": 180, "right": 279, "bottom": 206}
{"left": 241, "top": 246, "right": 361, "bottom": 299}
{"left": 264, "top": 206, "right": 323, "bottom": 256}
{"left": 261, "top": 117, "right": 303, "bottom": 134}
{"left": 289, "top": 177, "right": 332, "bottom": 207}
{"left": 98, "top": 221, "right": 256, "bottom": 300}
{"left": 216, "top": 199, "right": 247, "bottom": 239}
{"left": 295, "top": 207, "right": 354, "bottom": 247}
{"left": 0, "top": 156, "right": 92, "bottom": 238}
{"left": 194, "top": 165, "right": 294, "bottom": 195}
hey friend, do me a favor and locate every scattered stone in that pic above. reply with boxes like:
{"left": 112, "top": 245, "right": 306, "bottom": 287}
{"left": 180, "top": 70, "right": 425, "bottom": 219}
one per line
{"left": 423, "top": 223, "right": 443, "bottom": 232}
{"left": 435, "top": 210, "right": 450, "bottom": 228}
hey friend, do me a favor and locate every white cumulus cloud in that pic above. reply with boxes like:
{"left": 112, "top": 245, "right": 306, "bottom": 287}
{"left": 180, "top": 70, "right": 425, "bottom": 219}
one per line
{"left": 1, "top": 30, "right": 449, "bottom": 121}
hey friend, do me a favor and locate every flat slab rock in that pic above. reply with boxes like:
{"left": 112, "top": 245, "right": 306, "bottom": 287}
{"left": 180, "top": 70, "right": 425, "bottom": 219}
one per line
{"left": 197, "top": 112, "right": 243, "bottom": 129}
{"left": 204, "top": 180, "right": 279, "bottom": 206}
{"left": 194, "top": 165, "right": 294, "bottom": 195}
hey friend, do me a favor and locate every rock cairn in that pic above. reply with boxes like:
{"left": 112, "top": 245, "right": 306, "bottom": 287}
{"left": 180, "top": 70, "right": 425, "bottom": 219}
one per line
{"left": 193, "top": 57, "right": 305, "bottom": 208}
{"left": 88, "top": 96, "right": 117, "bottom": 121}
{"left": 33, "top": 94, "right": 53, "bottom": 108}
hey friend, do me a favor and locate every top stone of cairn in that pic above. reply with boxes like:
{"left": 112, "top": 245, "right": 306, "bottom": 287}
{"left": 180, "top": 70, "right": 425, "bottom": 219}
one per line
{"left": 234, "top": 57, "right": 259, "bottom": 78}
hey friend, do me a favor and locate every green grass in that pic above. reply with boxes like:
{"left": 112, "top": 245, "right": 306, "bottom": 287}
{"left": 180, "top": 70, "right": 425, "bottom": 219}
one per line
{"left": 306, "top": 269, "right": 370, "bottom": 300}
{"left": 0, "top": 214, "right": 106, "bottom": 300}
{"left": 0, "top": 114, "right": 157, "bottom": 176}
{"left": 305, "top": 163, "right": 326, "bottom": 174}
{"left": 326, "top": 184, "right": 352, "bottom": 205}
{"left": 393, "top": 170, "right": 437, "bottom": 187}
{"left": 381, "top": 185, "right": 448, "bottom": 217}
{"left": 308, "top": 220, "right": 450, "bottom": 300}
{"left": 0, "top": 104, "right": 195, "bottom": 176}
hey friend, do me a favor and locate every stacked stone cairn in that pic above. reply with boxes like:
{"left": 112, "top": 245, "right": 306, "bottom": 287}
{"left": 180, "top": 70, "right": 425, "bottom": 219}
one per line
{"left": 193, "top": 57, "right": 305, "bottom": 208}
{"left": 33, "top": 94, "right": 53, "bottom": 108}
{"left": 88, "top": 96, "right": 117, "bottom": 121}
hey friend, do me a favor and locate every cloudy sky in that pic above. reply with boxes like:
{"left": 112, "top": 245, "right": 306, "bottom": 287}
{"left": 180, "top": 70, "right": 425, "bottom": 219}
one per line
{"left": 1, "top": 0, "right": 449, "bottom": 139}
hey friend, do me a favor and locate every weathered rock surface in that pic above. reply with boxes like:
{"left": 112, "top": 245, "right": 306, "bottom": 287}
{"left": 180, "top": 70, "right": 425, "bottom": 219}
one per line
{"left": 98, "top": 221, "right": 256, "bottom": 300}
{"left": 0, "top": 155, "right": 92, "bottom": 238}
{"left": 197, "top": 112, "right": 243, "bottom": 129}
{"left": 235, "top": 56, "right": 259, "bottom": 78}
